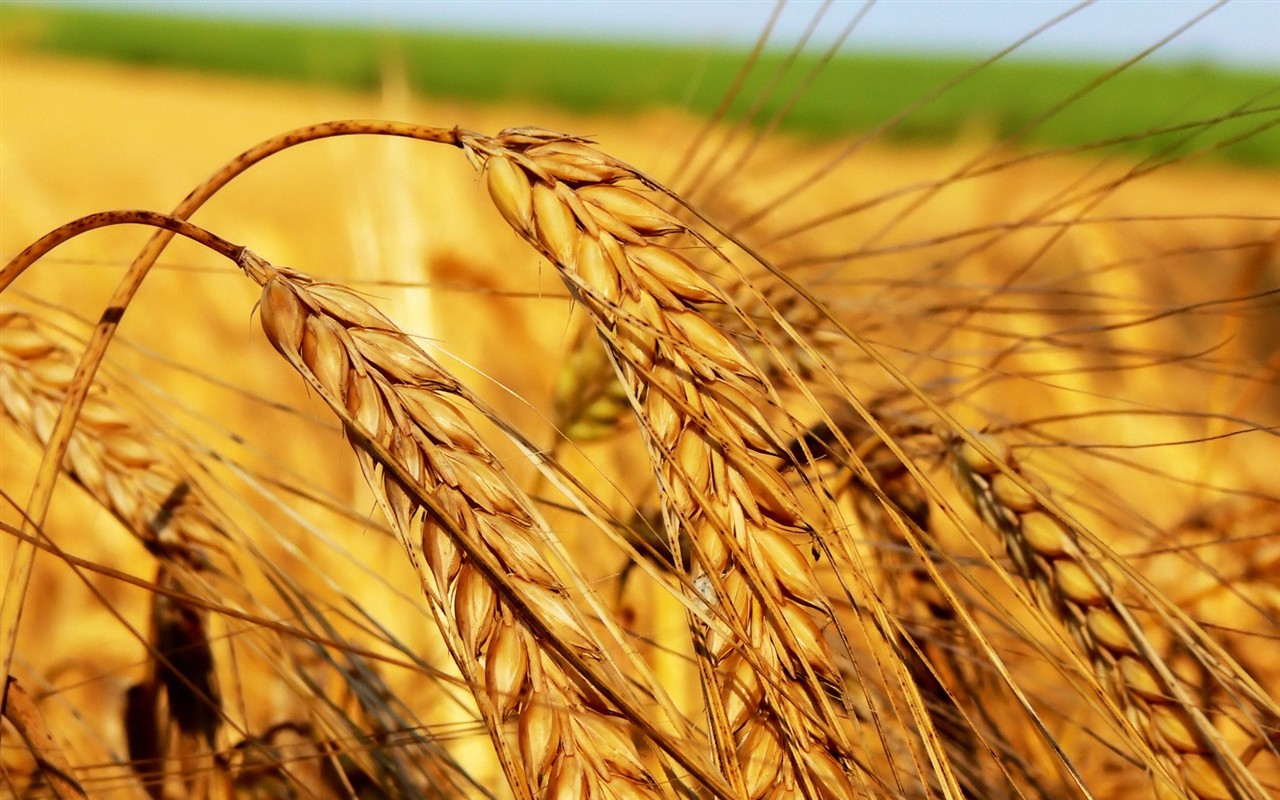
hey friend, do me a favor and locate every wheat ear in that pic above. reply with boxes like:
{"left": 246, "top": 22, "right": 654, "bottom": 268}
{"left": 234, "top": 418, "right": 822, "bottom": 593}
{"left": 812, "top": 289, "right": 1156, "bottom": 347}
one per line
{"left": 804, "top": 410, "right": 1010, "bottom": 799}
{"left": 950, "top": 432, "right": 1276, "bottom": 800}
{"left": 469, "top": 127, "right": 869, "bottom": 799}
{"left": 237, "top": 251, "right": 730, "bottom": 799}
{"left": 0, "top": 309, "right": 227, "bottom": 569}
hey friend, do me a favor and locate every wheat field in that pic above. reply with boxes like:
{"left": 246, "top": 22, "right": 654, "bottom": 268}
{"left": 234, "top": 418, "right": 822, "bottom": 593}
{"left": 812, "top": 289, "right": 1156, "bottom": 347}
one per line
{"left": 1, "top": 12, "right": 1278, "bottom": 800}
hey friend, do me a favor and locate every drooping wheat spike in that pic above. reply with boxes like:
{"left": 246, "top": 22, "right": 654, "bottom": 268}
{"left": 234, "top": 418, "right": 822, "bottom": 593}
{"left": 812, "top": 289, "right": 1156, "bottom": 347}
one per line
{"left": 948, "top": 431, "right": 1278, "bottom": 800}
{"left": 788, "top": 407, "right": 1019, "bottom": 800}
{"left": 0, "top": 309, "right": 227, "bottom": 570}
{"left": 237, "top": 251, "right": 713, "bottom": 799}
{"left": 467, "top": 127, "right": 879, "bottom": 798}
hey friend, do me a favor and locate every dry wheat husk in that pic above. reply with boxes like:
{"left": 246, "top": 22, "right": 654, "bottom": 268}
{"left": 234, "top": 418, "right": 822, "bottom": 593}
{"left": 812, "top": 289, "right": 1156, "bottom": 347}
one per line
{"left": 2, "top": 675, "right": 88, "bottom": 799}
{"left": 466, "top": 126, "right": 883, "bottom": 799}
{"left": 948, "top": 431, "right": 1278, "bottom": 800}
{"left": 237, "top": 251, "right": 698, "bottom": 799}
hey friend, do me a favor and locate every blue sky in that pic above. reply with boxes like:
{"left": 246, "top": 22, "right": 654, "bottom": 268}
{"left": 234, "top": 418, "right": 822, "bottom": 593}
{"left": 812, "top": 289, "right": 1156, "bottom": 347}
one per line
{"left": 40, "top": 1, "right": 1280, "bottom": 69}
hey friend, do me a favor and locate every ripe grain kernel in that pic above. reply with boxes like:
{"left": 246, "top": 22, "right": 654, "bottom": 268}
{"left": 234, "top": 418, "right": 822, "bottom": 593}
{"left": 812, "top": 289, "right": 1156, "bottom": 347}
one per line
{"left": 723, "top": 657, "right": 764, "bottom": 731}
{"left": 574, "top": 236, "right": 622, "bottom": 305}
{"left": 260, "top": 279, "right": 306, "bottom": 356}
{"left": 641, "top": 381, "right": 681, "bottom": 449}
{"left": 1182, "top": 754, "right": 1234, "bottom": 800}
{"left": 1151, "top": 705, "right": 1203, "bottom": 754}
{"left": 300, "top": 316, "right": 349, "bottom": 398}
{"left": 511, "top": 578, "right": 597, "bottom": 656}
{"left": 486, "top": 622, "right": 529, "bottom": 720}
{"left": 549, "top": 753, "right": 589, "bottom": 797}
{"left": 801, "top": 746, "right": 858, "bottom": 800}
{"left": 485, "top": 154, "right": 534, "bottom": 233}
{"left": 778, "top": 603, "right": 837, "bottom": 683}
{"left": 675, "top": 429, "right": 713, "bottom": 496}
{"left": 1085, "top": 606, "right": 1135, "bottom": 654}
{"left": 728, "top": 451, "right": 803, "bottom": 527}
{"left": 628, "top": 251, "right": 685, "bottom": 308}
{"left": 350, "top": 328, "right": 444, "bottom": 385}
{"left": 1019, "top": 511, "right": 1071, "bottom": 557}
{"left": 528, "top": 140, "right": 632, "bottom": 184}
{"left": 991, "top": 472, "right": 1037, "bottom": 512}
{"left": 576, "top": 192, "right": 646, "bottom": 245}
{"left": 667, "top": 311, "right": 749, "bottom": 374}
{"left": 705, "top": 382, "right": 778, "bottom": 453}
{"left": 1054, "top": 559, "right": 1108, "bottom": 606}
{"left": 519, "top": 702, "right": 561, "bottom": 779}
{"left": 738, "top": 722, "right": 785, "bottom": 798}
{"left": 28, "top": 359, "right": 76, "bottom": 389}
{"left": 626, "top": 245, "right": 719, "bottom": 303}
{"left": 577, "top": 184, "right": 683, "bottom": 236}
{"left": 574, "top": 716, "right": 649, "bottom": 782}
{"left": 1119, "top": 656, "right": 1167, "bottom": 702}
{"left": 532, "top": 181, "right": 578, "bottom": 265}
{"left": 308, "top": 282, "right": 398, "bottom": 330}
{"left": 753, "top": 527, "right": 823, "bottom": 606}
{"left": 455, "top": 565, "right": 498, "bottom": 657}
{"left": 0, "top": 327, "right": 56, "bottom": 359}
{"left": 958, "top": 433, "right": 1011, "bottom": 474}
{"left": 103, "top": 431, "right": 158, "bottom": 469}
{"left": 697, "top": 521, "right": 731, "bottom": 574}
{"left": 422, "top": 514, "right": 461, "bottom": 589}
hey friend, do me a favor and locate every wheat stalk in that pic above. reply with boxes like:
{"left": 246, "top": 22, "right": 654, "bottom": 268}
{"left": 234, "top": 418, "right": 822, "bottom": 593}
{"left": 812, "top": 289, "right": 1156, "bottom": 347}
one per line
{"left": 2, "top": 676, "right": 88, "bottom": 799}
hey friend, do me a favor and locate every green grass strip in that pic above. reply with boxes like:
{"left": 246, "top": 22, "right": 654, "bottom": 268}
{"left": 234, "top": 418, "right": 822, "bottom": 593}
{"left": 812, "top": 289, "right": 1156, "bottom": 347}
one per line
{"left": 3, "top": 3, "right": 1278, "bottom": 166}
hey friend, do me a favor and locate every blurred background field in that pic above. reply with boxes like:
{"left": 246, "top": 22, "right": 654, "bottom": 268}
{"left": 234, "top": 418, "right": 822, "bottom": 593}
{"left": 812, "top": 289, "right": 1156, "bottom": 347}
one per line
{"left": 1, "top": 2, "right": 1278, "bottom": 798}
{"left": 3, "top": 2, "right": 1279, "bottom": 164}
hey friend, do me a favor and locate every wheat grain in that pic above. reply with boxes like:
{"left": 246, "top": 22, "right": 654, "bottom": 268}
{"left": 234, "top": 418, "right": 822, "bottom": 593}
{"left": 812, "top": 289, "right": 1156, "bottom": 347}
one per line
{"left": 553, "top": 278, "right": 843, "bottom": 444}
